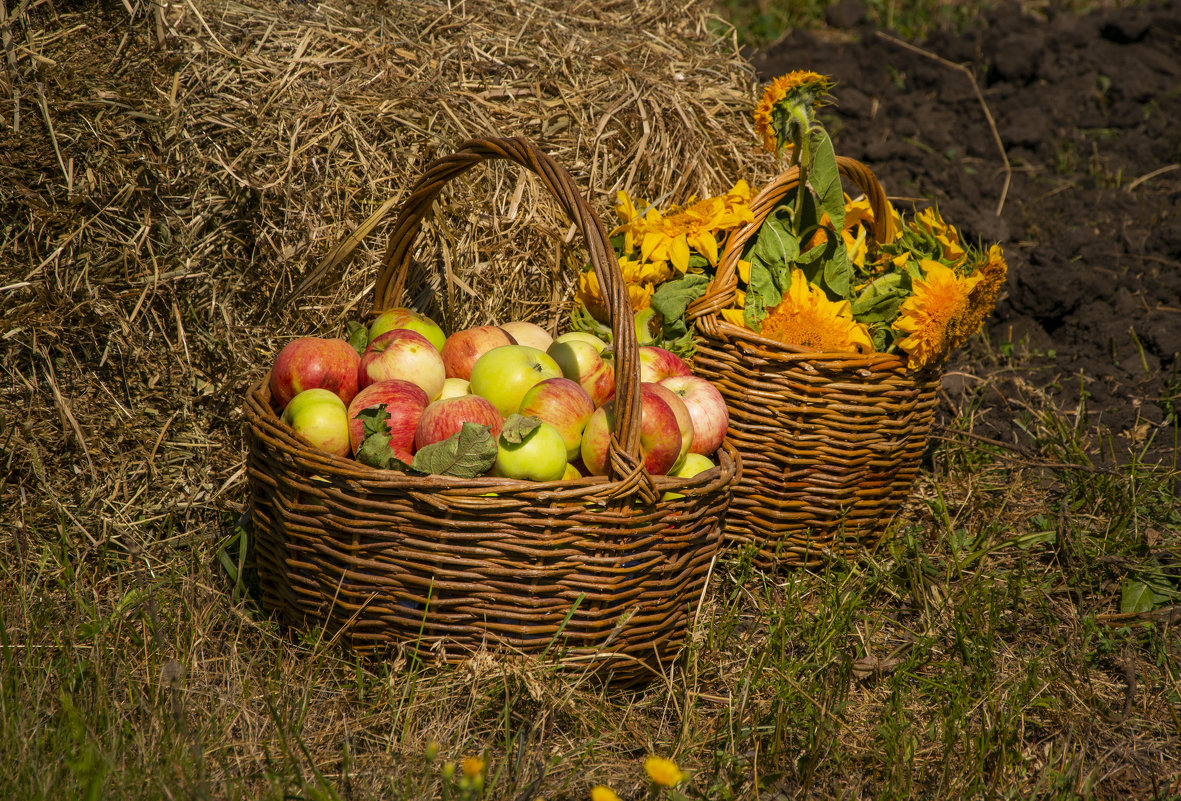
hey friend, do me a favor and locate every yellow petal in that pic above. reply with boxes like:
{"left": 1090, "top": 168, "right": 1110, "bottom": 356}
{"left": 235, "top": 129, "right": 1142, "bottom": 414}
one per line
{"left": 670, "top": 235, "right": 691, "bottom": 274}
{"left": 721, "top": 308, "right": 748, "bottom": 328}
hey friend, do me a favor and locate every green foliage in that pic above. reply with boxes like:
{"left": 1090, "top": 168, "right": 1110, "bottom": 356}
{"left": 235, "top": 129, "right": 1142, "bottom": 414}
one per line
{"left": 354, "top": 405, "right": 415, "bottom": 471}
{"left": 411, "top": 422, "right": 498, "bottom": 478}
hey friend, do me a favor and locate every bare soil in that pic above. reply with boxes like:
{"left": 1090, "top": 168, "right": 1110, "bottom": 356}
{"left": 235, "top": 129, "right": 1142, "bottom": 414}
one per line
{"left": 752, "top": 1, "right": 1181, "bottom": 465}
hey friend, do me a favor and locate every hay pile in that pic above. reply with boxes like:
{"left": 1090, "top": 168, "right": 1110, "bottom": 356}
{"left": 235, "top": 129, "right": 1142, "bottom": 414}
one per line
{"left": 2, "top": 0, "right": 768, "bottom": 541}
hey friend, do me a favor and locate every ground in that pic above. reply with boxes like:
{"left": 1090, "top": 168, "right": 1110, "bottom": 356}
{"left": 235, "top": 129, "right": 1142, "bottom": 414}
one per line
{"left": 752, "top": 0, "right": 1181, "bottom": 465}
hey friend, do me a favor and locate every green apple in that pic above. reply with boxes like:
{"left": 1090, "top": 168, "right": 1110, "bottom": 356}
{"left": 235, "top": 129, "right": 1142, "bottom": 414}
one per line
{"left": 281, "top": 388, "right": 351, "bottom": 456}
{"left": 368, "top": 307, "right": 447, "bottom": 351}
{"left": 438, "top": 377, "right": 472, "bottom": 399}
{"left": 469, "top": 345, "right": 563, "bottom": 417}
{"left": 562, "top": 462, "right": 583, "bottom": 481}
{"left": 551, "top": 330, "right": 607, "bottom": 354}
{"left": 490, "top": 420, "right": 568, "bottom": 481}
{"left": 663, "top": 452, "right": 716, "bottom": 500}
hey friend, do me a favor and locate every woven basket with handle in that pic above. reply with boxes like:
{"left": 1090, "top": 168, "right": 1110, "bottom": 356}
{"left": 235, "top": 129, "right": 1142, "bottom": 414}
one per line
{"left": 244, "top": 137, "right": 740, "bottom": 685}
{"left": 685, "top": 156, "right": 938, "bottom": 569}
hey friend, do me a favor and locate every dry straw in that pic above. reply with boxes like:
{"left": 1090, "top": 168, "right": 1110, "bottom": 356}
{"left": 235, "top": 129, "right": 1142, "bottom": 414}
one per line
{"left": 245, "top": 137, "right": 741, "bottom": 685}
{"left": 686, "top": 158, "right": 940, "bottom": 568}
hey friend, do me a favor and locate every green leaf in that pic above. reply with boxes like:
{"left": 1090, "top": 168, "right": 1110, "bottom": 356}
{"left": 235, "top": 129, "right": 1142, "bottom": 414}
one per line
{"left": 355, "top": 405, "right": 416, "bottom": 472}
{"left": 501, "top": 414, "right": 541, "bottom": 445}
{"left": 345, "top": 321, "right": 368, "bottom": 355}
{"left": 1120, "top": 579, "right": 1169, "bottom": 615}
{"left": 809, "top": 130, "right": 845, "bottom": 233}
{"left": 411, "top": 422, "right": 498, "bottom": 477}
{"left": 749, "top": 206, "right": 799, "bottom": 267}
{"left": 853, "top": 272, "right": 911, "bottom": 325}
{"left": 744, "top": 259, "right": 787, "bottom": 331}
{"left": 821, "top": 240, "right": 853, "bottom": 300}
{"left": 651, "top": 273, "right": 711, "bottom": 341}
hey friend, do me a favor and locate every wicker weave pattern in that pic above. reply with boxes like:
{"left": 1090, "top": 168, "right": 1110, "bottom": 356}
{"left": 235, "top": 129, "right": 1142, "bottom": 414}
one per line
{"left": 245, "top": 137, "right": 739, "bottom": 683}
{"left": 685, "top": 157, "right": 937, "bottom": 568}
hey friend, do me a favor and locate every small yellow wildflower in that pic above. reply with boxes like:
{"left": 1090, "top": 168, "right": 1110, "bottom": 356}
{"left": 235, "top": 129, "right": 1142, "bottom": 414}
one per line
{"left": 753, "top": 70, "right": 832, "bottom": 153}
{"left": 759, "top": 269, "right": 873, "bottom": 353}
{"left": 461, "top": 756, "right": 486, "bottom": 778}
{"left": 893, "top": 260, "right": 984, "bottom": 370}
{"left": 590, "top": 786, "right": 622, "bottom": 801}
{"left": 644, "top": 755, "right": 686, "bottom": 787}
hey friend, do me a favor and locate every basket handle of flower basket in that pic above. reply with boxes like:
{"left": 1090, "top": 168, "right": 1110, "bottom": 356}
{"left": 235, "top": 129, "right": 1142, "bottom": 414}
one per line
{"left": 685, "top": 156, "right": 894, "bottom": 335}
{"left": 372, "top": 136, "right": 648, "bottom": 490}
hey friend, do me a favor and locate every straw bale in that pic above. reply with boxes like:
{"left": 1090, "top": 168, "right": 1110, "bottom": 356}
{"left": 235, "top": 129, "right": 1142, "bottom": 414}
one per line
{"left": 1, "top": 0, "right": 768, "bottom": 559}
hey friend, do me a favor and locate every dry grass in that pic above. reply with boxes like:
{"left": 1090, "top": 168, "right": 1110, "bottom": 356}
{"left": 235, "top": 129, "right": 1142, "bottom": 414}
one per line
{"left": 3, "top": 1, "right": 1180, "bottom": 799}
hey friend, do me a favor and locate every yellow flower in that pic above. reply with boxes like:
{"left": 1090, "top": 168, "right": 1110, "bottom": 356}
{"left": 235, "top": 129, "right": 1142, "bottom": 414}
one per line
{"left": 893, "top": 260, "right": 984, "bottom": 370}
{"left": 614, "top": 190, "right": 648, "bottom": 255}
{"left": 644, "top": 756, "right": 685, "bottom": 787}
{"left": 759, "top": 269, "right": 873, "bottom": 353}
{"left": 461, "top": 756, "right": 486, "bottom": 778}
{"left": 720, "top": 308, "right": 746, "bottom": 328}
{"left": 946, "top": 244, "right": 1007, "bottom": 350}
{"left": 590, "top": 786, "right": 621, "bottom": 801}
{"left": 577, "top": 266, "right": 656, "bottom": 323}
{"left": 614, "top": 182, "right": 753, "bottom": 274}
{"left": 913, "top": 207, "right": 966, "bottom": 267}
{"left": 753, "top": 70, "right": 832, "bottom": 153}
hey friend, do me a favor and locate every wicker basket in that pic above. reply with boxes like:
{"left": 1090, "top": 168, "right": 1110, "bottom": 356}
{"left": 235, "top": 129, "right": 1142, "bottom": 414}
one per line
{"left": 684, "top": 156, "right": 938, "bottom": 569}
{"left": 245, "top": 137, "right": 740, "bottom": 685}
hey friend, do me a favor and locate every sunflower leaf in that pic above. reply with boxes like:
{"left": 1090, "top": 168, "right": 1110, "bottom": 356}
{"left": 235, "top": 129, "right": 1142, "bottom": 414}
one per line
{"left": 411, "top": 422, "right": 498, "bottom": 477}
{"left": 651, "top": 273, "right": 711, "bottom": 341}
{"left": 744, "top": 260, "right": 784, "bottom": 330}
{"left": 749, "top": 206, "right": 799, "bottom": 267}
{"left": 355, "top": 405, "right": 417, "bottom": 472}
{"left": 345, "top": 320, "right": 369, "bottom": 355}
{"left": 501, "top": 414, "right": 541, "bottom": 445}
{"left": 809, "top": 130, "right": 845, "bottom": 233}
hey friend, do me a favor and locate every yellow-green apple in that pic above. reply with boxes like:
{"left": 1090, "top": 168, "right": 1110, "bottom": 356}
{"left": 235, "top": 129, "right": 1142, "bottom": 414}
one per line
{"left": 562, "top": 462, "right": 583, "bottom": 480}
{"left": 517, "top": 377, "right": 595, "bottom": 460}
{"left": 551, "top": 330, "right": 607, "bottom": 354}
{"left": 547, "top": 338, "right": 615, "bottom": 407}
{"left": 346, "top": 379, "right": 430, "bottom": 461}
{"left": 658, "top": 374, "right": 729, "bottom": 455}
{"left": 367, "top": 307, "right": 446, "bottom": 351}
{"left": 645, "top": 381, "right": 693, "bottom": 467}
{"left": 469, "top": 345, "right": 563, "bottom": 417}
{"left": 499, "top": 321, "right": 552, "bottom": 352}
{"left": 638, "top": 346, "right": 692, "bottom": 383}
{"left": 663, "top": 452, "right": 716, "bottom": 500}
{"left": 438, "top": 377, "right": 472, "bottom": 399}
{"left": 270, "top": 337, "right": 361, "bottom": 410}
{"left": 490, "top": 416, "right": 568, "bottom": 481}
{"left": 360, "top": 329, "right": 446, "bottom": 399}
{"left": 281, "top": 388, "right": 351, "bottom": 457}
{"left": 414, "top": 395, "right": 505, "bottom": 450}
{"left": 580, "top": 383, "right": 683, "bottom": 476}
{"left": 440, "top": 325, "right": 516, "bottom": 381}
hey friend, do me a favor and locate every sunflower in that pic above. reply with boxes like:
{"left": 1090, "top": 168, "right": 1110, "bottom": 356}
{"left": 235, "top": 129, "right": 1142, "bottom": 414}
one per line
{"left": 753, "top": 70, "right": 832, "bottom": 153}
{"left": 912, "top": 207, "right": 967, "bottom": 267}
{"left": 945, "top": 244, "right": 1008, "bottom": 350}
{"left": 576, "top": 261, "right": 658, "bottom": 322}
{"left": 893, "top": 260, "right": 984, "bottom": 370}
{"left": 616, "top": 181, "right": 753, "bottom": 273}
{"left": 760, "top": 269, "right": 873, "bottom": 353}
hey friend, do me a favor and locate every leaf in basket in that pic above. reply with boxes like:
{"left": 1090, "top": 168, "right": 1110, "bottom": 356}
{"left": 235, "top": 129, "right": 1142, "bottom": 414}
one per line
{"left": 651, "top": 273, "right": 711, "bottom": 341}
{"left": 411, "top": 422, "right": 498, "bottom": 477}
{"left": 852, "top": 272, "right": 911, "bottom": 324}
{"left": 743, "top": 259, "right": 787, "bottom": 331}
{"left": 500, "top": 413, "right": 541, "bottom": 445}
{"left": 809, "top": 130, "right": 846, "bottom": 234}
{"left": 344, "top": 320, "right": 369, "bottom": 355}
{"left": 355, "top": 405, "right": 417, "bottom": 472}
{"left": 748, "top": 205, "right": 799, "bottom": 268}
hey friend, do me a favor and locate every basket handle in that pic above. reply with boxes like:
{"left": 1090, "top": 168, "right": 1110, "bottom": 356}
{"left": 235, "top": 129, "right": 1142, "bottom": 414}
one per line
{"left": 372, "top": 136, "right": 649, "bottom": 492}
{"left": 685, "top": 156, "right": 894, "bottom": 334}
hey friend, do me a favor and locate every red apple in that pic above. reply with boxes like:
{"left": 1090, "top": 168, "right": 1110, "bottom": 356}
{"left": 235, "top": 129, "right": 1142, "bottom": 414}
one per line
{"left": 270, "top": 337, "right": 361, "bottom": 410}
{"left": 658, "top": 375, "right": 730, "bottom": 455}
{"left": 645, "top": 381, "right": 693, "bottom": 467}
{"left": 518, "top": 377, "right": 595, "bottom": 460}
{"left": 440, "top": 325, "right": 517, "bottom": 381}
{"left": 359, "top": 329, "right": 446, "bottom": 399}
{"left": 346, "top": 379, "right": 430, "bottom": 461}
{"left": 414, "top": 394, "right": 505, "bottom": 450}
{"left": 580, "top": 383, "right": 683, "bottom": 476}
{"left": 469, "top": 345, "right": 564, "bottom": 417}
{"left": 547, "top": 338, "right": 615, "bottom": 407}
{"left": 281, "top": 388, "right": 351, "bottom": 456}
{"left": 638, "top": 346, "right": 691, "bottom": 383}
{"left": 500, "top": 321, "right": 553, "bottom": 352}
{"left": 368, "top": 307, "right": 446, "bottom": 351}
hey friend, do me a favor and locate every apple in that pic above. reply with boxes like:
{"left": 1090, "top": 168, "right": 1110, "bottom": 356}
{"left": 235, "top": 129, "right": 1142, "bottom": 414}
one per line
{"left": 438, "top": 377, "right": 472, "bottom": 399}
{"left": 547, "top": 339, "right": 615, "bottom": 408}
{"left": 580, "top": 383, "right": 684, "bottom": 476}
{"left": 552, "top": 331, "right": 608, "bottom": 354}
{"left": 517, "top": 377, "right": 595, "bottom": 460}
{"left": 346, "top": 379, "right": 430, "bottom": 461}
{"left": 414, "top": 395, "right": 505, "bottom": 450}
{"left": 663, "top": 452, "right": 716, "bottom": 501}
{"left": 440, "top": 325, "right": 517, "bottom": 381}
{"left": 270, "top": 337, "right": 361, "bottom": 410}
{"left": 658, "top": 375, "right": 730, "bottom": 455}
{"left": 500, "top": 321, "right": 553, "bottom": 352}
{"left": 490, "top": 419, "right": 568, "bottom": 482}
{"left": 359, "top": 329, "right": 446, "bottom": 399}
{"left": 281, "top": 388, "right": 351, "bottom": 457}
{"left": 562, "top": 462, "right": 583, "bottom": 480}
{"left": 645, "top": 381, "right": 693, "bottom": 467}
{"left": 368, "top": 307, "right": 446, "bottom": 351}
{"left": 469, "top": 345, "right": 564, "bottom": 417}
{"left": 638, "top": 346, "right": 692, "bottom": 383}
